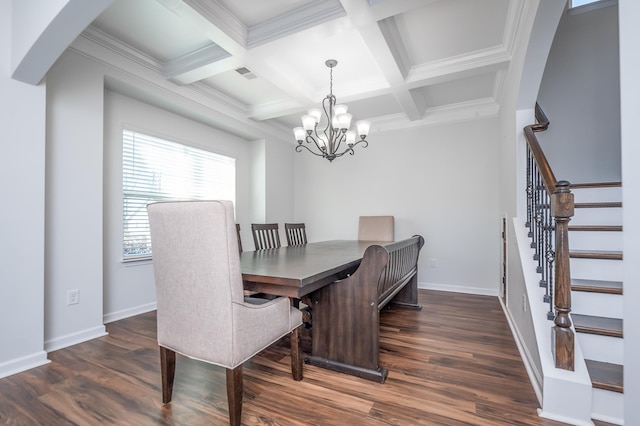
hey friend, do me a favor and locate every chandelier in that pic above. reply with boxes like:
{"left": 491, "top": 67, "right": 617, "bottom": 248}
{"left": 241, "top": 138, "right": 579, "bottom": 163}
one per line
{"left": 293, "top": 59, "right": 370, "bottom": 162}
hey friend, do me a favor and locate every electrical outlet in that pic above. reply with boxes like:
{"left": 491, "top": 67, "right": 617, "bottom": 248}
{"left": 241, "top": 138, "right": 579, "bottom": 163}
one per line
{"left": 522, "top": 294, "right": 527, "bottom": 313}
{"left": 67, "top": 289, "right": 79, "bottom": 305}
{"left": 431, "top": 258, "right": 437, "bottom": 268}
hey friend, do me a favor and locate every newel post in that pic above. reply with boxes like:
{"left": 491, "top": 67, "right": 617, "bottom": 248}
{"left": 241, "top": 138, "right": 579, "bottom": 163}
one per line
{"left": 551, "top": 180, "right": 574, "bottom": 370}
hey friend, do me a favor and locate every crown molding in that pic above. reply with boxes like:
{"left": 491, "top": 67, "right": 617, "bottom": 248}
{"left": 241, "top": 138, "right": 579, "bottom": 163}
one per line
{"left": 81, "top": 26, "right": 162, "bottom": 74}
{"left": 247, "top": 0, "right": 346, "bottom": 49}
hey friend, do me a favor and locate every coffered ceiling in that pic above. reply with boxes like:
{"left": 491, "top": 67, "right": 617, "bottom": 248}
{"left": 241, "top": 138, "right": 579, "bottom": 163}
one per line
{"left": 88, "top": 0, "right": 524, "bottom": 139}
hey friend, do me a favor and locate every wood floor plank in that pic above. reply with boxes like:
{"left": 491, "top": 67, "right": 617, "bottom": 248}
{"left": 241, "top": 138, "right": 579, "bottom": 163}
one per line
{"left": 0, "top": 290, "right": 572, "bottom": 425}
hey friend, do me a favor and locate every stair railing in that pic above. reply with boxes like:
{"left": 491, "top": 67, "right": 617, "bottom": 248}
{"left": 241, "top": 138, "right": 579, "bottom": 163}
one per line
{"left": 523, "top": 103, "right": 575, "bottom": 371}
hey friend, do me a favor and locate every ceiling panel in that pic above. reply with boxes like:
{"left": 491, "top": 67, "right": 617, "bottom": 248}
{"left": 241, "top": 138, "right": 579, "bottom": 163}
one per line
{"left": 217, "top": 0, "right": 317, "bottom": 27}
{"left": 417, "top": 71, "right": 497, "bottom": 108}
{"left": 91, "top": 0, "right": 214, "bottom": 62}
{"left": 394, "top": 0, "right": 511, "bottom": 65}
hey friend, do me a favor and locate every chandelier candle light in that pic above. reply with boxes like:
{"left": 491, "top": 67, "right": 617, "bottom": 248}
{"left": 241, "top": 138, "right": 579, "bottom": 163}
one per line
{"left": 294, "top": 59, "right": 371, "bottom": 162}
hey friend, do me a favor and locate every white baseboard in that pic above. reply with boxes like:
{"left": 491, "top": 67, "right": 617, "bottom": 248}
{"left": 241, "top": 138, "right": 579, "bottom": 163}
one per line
{"left": 501, "top": 298, "right": 544, "bottom": 405}
{"left": 103, "top": 301, "right": 157, "bottom": 324}
{"left": 0, "top": 351, "right": 50, "bottom": 379}
{"left": 418, "top": 281, "right": 499, "bottom": 297}
{"left": 44, "top": 325, "right": 108, "bottom": 353}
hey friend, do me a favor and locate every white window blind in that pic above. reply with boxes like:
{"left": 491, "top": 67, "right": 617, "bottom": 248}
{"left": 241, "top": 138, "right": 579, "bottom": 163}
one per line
{"left": 122, "top": 129, "right": 235, "bottom": 260}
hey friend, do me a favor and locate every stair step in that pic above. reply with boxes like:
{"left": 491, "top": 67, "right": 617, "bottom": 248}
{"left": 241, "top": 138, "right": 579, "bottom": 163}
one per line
{"left": 571, "top": 279, "right": 623, "bottom": 295}
{"left": 572, "top": 314, "right": 622, "bottom": 338}
{"left": 569, "top": 225, "right": 622, "bottom": 232}
{"left": 569, "top": 250, "right": 622, "bottom": 260}
{"left": 570, "top": 183, "right": 622, "bottom": 203}
{"left": 585, "top": 360, "right": 624, "bottom": 393}
{"left": 571, "top": 257, "right": 623, "bottom": 282}
{"left": 575, "top": 202, "right": 622, "bottom": 208}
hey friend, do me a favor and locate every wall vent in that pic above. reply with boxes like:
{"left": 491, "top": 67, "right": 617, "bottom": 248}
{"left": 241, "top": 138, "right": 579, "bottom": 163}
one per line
{"left": 235, "top": 67, "right": 257, "bottom": 80}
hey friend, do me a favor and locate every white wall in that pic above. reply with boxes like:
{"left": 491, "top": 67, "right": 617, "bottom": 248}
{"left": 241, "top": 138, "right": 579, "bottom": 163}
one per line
{"left": 265, "top": 137, "right": 295, "bottom": 224}
{"left": 619, "top": 1, "right": 640, "bottom": 423}
{"left": 537, "top": 2, "right": 620, "bottom": 183}
{"left": 103, "top": 90, "right": 255, "bottom": 321}
{"left": 497, "top": 0, "right": 576, "bottom": 420}
{"left": 294, "top": 118, "right": 501, "bottom": 295}
{"left": 45, "top": 49, "right": 107, "bottom": 350}
{"left": 0, "top": 1, "right": 49, "bottom": 377}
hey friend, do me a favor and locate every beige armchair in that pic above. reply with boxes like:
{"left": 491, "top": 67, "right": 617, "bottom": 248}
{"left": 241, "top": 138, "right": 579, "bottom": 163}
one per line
{"left": 358, "top": 215, "right": 395, "bottom": 242}
{"left": 147, "top": 200, "right": 303, "bottom": 426}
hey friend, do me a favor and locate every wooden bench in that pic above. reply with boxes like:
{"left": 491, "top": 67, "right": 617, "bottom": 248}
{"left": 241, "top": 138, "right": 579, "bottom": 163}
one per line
{"left": 304, "top": 235, "right": 424, "bottom": 382}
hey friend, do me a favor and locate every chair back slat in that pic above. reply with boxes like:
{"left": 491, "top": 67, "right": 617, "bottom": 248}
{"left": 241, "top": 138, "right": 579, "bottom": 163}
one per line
{"left": 251, "top": 223, "right": 281, "bottom": 250}
{"left": 285, "top": 223, "right": 307, "bottom": 246}
{"left": 236, "top": 223, "right": 243, "bottom": 254}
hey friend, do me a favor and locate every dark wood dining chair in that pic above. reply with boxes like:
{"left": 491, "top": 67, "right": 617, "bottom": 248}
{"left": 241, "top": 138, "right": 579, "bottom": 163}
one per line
{"left": 285, "top": 223, "right": 307, "bottom": 246}
{"left": 236, "top": 223, "right": 243, "bottom": 254}
{"left": 251, "top": 223, "right": 281, "bottom": 250}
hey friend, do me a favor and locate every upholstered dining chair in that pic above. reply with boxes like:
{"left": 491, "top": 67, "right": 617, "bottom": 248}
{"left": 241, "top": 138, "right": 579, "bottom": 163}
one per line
{"left": 147, "top": 200, "right": 303, "bottom": 426}
{"left": 251, "top": 223, "right": 281, "bottom": 250}
{"left": 358, "top": 215, "right": 395, "bottom": 242}
{"left": 285, "top": 223, "right": 307, "bottom": 246}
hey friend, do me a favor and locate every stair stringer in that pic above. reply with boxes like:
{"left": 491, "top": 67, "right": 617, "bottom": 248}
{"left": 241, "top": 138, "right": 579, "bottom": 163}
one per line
{"left": 507, "top": 217, "right": 593, "bottom": 426}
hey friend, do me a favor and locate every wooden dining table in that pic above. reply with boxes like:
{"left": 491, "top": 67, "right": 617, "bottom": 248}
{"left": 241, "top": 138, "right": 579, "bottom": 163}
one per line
{"left": 240, "top": 240, "right": 384, "bottom": 298}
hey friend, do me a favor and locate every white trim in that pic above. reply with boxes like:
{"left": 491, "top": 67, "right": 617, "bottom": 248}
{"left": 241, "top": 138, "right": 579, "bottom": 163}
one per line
{"left": 418, "top": 281, "right": 499, "bottom": 297}
{"left": 103, "top": 302, "right": 157, "bottom": 324}
{"left": 44, "top": 326, "right": 108, "bottom": 353}
{"left": 0, "top": 351, "right": 50, "bottom": 379}
{"left": 501, "top": 297, "right": 544, "bottom": 404}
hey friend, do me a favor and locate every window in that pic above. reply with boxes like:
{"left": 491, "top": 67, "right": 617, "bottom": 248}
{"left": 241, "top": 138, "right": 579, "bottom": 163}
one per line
{"left": 122, "top": 129, "right": 235, "bottom": 260}
{"left": 571, "top": 0, "right": 602, "bottom": 8}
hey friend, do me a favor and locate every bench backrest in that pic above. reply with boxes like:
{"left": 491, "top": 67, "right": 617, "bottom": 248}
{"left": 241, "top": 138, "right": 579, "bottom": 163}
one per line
{"left": 377, "top": 235, "right": 424, "bottom": 308}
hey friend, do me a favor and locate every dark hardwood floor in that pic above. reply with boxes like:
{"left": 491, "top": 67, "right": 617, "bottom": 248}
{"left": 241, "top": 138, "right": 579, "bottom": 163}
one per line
{"left": 0, "top": 290, "right": 579, "bottom": 425}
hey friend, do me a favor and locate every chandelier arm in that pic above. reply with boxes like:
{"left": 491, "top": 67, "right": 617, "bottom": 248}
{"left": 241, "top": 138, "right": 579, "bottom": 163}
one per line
{"left": 307, "top": 131, "right": 328, "bottom": 154}
{"left": 333, "top": 129, "right": 347, "bottom": 157}
{"left": 351, "top": 139, "right": 369, "bottom": 149}
{"left": 321, "top": 95, "right": 335, "bottom": 137}
{"left": 296, "top": 143, "right": 326, "bottom": 157}
{"left": 333, "top": 147, "right": 355, "bottom": 158}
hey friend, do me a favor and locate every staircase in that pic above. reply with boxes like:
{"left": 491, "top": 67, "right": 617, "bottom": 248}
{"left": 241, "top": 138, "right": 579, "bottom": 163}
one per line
{"left": 568, "top": 182, "right": 624, "bottom": 424}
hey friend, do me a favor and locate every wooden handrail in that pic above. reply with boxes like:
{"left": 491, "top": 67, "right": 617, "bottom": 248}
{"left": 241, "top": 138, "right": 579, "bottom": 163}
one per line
{"left": 524, "top": 103, "right": 556, "bottom": 194}
{"left": 524, "top": 103, "right": 575, "bottom": 371}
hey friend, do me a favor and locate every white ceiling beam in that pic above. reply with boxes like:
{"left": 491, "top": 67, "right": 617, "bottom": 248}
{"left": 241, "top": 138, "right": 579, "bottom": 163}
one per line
{"left": 339, "top": 0, "right": 424, "bottom": 120}
{"left": 162, "top": 43, "right": 231, "bottom": 81}
{"left": 367, "top": 0, "right": 442, "bottom": 21}
{"left": 149, "top": 0, "right": 249, "bottom": 83}
{"left": 247, "top": 0, "right": 346, "bottom": 48}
